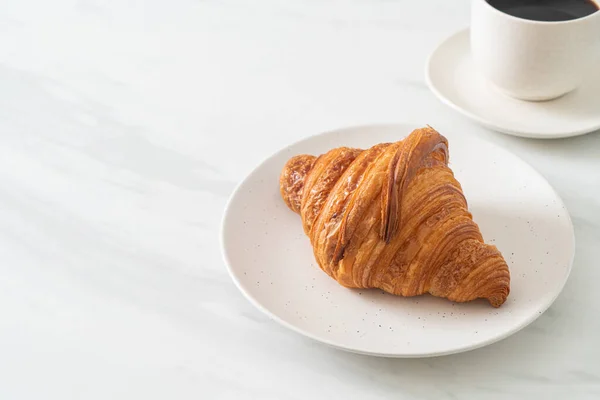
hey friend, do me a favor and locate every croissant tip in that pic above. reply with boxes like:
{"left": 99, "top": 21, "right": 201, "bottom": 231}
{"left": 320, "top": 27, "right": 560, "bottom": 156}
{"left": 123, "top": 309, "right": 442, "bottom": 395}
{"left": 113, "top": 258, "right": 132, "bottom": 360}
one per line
{"left": 487, "top": 291, "right": 510, "bottom": 308}
{"left": 279, "top": 154, "right": 316, "bottom": 213}
{"left": 489, "top": 299, "right": 504, "bottom": 308}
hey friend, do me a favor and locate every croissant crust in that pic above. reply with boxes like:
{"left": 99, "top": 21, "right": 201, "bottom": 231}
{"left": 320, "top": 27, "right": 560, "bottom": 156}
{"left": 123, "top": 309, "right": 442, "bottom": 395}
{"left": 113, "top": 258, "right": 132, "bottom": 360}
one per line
{"left": 279, "top": 127, "right": 510, "bottom": 307}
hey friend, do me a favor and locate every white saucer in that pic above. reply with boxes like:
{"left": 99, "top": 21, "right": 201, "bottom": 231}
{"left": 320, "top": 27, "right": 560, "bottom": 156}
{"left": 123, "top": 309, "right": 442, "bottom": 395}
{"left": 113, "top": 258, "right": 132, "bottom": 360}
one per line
{"left": 426, "top": 29, "right": 600, "bottom": 139}
{"left": 221, "top": 123, "right": 575, "bottom": 357}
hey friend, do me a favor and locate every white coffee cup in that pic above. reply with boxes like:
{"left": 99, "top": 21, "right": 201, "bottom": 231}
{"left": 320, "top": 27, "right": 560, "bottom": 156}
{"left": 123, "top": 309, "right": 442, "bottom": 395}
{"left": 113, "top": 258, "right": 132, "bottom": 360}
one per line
{"left": 471, "top": 0, "right": 600, "bottom": 101}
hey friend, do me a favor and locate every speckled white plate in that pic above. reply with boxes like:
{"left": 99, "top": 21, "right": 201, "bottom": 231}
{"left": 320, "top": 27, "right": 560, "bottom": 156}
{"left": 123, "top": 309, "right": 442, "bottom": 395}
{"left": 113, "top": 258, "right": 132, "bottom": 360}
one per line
{"left": 426, "top": 29, "right": 600, "bottom": 139}
{"left": 221, "top": 124, "right": 575, "bottom": 357}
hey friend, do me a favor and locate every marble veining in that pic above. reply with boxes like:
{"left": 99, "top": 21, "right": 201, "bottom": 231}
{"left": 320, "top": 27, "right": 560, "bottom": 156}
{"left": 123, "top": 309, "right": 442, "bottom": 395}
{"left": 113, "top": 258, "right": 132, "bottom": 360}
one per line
{"left": 0, "top": 0, "right": 599, "bottom": 399}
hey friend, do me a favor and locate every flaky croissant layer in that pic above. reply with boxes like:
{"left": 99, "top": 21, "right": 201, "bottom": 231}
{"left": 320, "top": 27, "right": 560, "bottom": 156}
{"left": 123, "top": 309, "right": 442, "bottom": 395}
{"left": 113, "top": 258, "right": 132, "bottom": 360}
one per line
{"left": 280, "top": 127, "right": 510, "bottom": 307}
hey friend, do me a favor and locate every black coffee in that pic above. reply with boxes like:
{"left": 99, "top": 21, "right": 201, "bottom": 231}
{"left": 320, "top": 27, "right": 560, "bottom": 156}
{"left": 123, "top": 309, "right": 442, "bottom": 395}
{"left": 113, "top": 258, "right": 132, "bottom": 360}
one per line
{"left": 487, "top": 0, "right": 599, "bottom": 21}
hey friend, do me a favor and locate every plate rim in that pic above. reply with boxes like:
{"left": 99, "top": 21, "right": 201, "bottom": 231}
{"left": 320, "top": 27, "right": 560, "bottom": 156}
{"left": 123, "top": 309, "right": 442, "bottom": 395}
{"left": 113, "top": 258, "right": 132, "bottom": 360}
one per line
{"left": 425, "top": 28, "right": 600, "bottom": 139}
{"left": 220, "top": 123, "right": 576, "bottom": 357}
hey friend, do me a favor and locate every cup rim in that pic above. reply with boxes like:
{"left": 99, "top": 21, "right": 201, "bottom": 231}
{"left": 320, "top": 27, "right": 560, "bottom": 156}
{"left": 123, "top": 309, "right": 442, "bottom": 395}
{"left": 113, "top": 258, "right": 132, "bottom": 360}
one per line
{"left": 477, "top": 0, "right": 600, "bottom": 25}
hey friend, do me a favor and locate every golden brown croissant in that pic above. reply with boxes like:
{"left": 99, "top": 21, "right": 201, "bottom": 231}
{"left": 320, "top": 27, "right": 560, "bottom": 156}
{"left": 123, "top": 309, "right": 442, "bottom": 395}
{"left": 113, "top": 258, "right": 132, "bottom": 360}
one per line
{"left": 280, "top": 126, "right": 510, "bottom": 307}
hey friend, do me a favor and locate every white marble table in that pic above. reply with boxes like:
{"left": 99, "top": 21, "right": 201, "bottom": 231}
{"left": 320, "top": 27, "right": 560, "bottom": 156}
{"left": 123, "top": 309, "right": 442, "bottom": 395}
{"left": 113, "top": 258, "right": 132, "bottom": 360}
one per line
{"left": 1, "top": 0, "right": 599, "bottom": 398}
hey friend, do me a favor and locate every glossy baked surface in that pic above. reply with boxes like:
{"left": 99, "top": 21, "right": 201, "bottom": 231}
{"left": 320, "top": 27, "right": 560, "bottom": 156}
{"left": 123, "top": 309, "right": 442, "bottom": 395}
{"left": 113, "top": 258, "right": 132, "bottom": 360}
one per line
{"left": 280, "top": 127, "right": 510, "bottom": 307}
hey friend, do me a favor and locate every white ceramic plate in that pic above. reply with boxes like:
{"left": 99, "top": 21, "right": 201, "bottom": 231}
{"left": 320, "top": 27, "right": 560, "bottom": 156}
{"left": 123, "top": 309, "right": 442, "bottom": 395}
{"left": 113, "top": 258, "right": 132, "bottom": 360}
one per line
{"left": 426, "top": 29, "right": 600, "bottom": 139}
{"left": 221, "top": 124, "right": 575, "bottom": 357}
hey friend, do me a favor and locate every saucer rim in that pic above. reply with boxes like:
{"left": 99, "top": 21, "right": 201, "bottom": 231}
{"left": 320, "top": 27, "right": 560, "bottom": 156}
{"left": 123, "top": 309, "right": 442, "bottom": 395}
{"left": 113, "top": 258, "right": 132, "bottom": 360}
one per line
{"left": 425, "top": 28, "right": 600, "bottom": 139}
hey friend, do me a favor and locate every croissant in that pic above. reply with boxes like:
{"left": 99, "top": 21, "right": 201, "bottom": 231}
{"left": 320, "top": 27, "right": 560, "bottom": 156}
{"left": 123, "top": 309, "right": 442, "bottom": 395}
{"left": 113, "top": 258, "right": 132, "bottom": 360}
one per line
{"left": 279, "top": 126, "right": 510, "bottom": 307}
